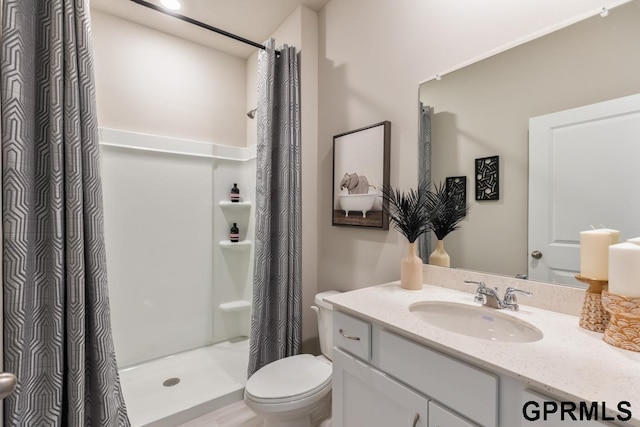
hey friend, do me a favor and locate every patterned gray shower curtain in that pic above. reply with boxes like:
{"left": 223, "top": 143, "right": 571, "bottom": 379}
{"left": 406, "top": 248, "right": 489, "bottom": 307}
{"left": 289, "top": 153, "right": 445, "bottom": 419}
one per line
{"left": 248, "top": 39, "right": 302, "bottom": 377}
{"left": 418, "top": 103, "right": 432, "bottom": 263}
{"left": 1, "top": 0, "right": 129, "bottom": 425}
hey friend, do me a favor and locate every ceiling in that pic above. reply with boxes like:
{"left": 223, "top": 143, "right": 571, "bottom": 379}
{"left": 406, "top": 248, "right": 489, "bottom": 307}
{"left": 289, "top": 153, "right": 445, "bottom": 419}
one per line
{"left": 89, "top": 0, "right": 331, "bottom": 58}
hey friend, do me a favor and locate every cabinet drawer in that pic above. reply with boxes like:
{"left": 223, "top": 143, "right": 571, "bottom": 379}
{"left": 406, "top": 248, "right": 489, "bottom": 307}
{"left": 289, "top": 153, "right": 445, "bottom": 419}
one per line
{"left": 379, "top": 330, "right": 498, "bottom": 427}
{"left": 333, "top": 311, "right": 371, "bottom": 361}
{"left": 429, "top": 401, "right": 477, "bottom": 427}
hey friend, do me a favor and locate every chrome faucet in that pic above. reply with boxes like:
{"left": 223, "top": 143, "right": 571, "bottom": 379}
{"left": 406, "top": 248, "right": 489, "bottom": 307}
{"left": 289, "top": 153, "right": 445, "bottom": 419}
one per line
{"left": 502, "top": 287, "right": 533, "bottom": 311}
{"left": 464, "top": 281, "right": 532, "bottom": 311}
{"left": 464, "top": 281, "right": 503, "bottom": 309}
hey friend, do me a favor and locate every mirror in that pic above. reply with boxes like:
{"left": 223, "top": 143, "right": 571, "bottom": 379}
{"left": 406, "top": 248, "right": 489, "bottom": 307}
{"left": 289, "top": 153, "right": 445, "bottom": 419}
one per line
{"left": 419, "top": 0, "right": 640, "bottom": 285}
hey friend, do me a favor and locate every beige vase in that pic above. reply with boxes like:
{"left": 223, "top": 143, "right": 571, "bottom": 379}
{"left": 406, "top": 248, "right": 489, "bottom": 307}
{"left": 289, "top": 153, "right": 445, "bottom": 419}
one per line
{"left": 429, "top": 239, "right": 450, "bottom": 267}
{"left": 401, "top": 242, "right": 423, "bottom": 290}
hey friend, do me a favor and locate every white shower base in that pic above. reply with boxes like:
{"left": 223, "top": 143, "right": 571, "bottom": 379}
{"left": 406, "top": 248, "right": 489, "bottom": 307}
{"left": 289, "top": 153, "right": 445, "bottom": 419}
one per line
{"left": 119, "top": 338, "right": 250, "bottom": 427}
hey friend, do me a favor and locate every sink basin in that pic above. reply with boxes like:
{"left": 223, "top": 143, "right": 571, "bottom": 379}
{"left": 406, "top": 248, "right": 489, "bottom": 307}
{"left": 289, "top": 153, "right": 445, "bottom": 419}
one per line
{"left": 409, "top": 301, "right": 543, "bottom": 343}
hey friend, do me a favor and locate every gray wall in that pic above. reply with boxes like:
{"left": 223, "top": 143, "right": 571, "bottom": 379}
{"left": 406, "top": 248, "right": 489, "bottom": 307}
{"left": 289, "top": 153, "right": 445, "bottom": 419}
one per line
{"left": 317, "top": 0, "right": 631, "bottom": 292}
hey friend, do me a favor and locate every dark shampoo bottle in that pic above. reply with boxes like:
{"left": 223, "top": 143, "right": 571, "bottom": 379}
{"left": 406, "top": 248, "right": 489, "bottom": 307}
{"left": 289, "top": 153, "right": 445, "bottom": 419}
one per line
{"left": 230, "top": 183, "right": 240, "bottom": 202}
{"left": 230, "top": 223, "right": 239, "bottom": 242}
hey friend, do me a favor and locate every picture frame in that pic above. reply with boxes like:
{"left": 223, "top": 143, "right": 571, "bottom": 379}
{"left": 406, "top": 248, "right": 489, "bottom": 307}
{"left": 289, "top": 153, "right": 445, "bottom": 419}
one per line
{"left": 332, "top": 121, "right": 391, "bottom": 229}
{"left": 445, "top": 176, "right": 467, "bottom": 217}
{"left": 475, "top": 155, "right": 499, "bottom": 200}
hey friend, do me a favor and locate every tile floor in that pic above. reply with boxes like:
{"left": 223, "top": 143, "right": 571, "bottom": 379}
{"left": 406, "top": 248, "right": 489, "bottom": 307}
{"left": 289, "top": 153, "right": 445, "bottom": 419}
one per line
{"left": 179, "top": 400, "right": 333, "bottom": 427}
{"left": 178, "top": 400, "right": 262, "bottom": 427}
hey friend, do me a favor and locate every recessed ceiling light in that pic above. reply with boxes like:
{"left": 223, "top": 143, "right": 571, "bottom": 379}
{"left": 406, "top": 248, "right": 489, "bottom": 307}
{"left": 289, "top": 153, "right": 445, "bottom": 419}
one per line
{"left": 160, "top": 0, "right": 181, "bottom": 11}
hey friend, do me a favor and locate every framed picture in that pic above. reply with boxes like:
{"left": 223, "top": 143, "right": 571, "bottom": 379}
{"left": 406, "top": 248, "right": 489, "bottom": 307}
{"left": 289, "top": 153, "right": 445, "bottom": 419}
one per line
{"left": 332, "top": 121, "right": 390, "bottom": 229}
{"left": 475, "top": 155, "right": 499, "bottom": 200}
{"left": 445, "top": 176, "right": 467, "bottom": 217}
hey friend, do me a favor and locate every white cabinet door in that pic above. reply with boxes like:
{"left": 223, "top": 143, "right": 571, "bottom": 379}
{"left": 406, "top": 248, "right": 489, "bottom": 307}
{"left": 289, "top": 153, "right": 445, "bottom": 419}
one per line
{"left": 429, "top": 401, "right": 477, "bottom": 427}
{"left": 332, "top": 348, "right": 428, "bottom": 427}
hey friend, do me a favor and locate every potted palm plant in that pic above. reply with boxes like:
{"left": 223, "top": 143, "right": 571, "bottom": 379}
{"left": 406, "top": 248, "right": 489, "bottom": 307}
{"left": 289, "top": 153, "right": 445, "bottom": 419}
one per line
{"left": 381, "top": 181, "right": 432, "bottom": 290}
{"left": 425, "top": 181, "right": 469, "bottom": 267}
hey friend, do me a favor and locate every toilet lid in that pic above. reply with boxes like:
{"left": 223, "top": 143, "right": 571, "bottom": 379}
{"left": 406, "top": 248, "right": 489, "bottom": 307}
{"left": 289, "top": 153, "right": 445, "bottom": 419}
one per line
{"left": 245, "top": 354, "right": 332, "bottom": 403}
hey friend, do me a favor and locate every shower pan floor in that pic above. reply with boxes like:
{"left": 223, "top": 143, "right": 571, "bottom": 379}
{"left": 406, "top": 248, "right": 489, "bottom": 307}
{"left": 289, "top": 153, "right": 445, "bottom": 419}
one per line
{"left": 119, "top": 337, "right": 250, "bottom": 427}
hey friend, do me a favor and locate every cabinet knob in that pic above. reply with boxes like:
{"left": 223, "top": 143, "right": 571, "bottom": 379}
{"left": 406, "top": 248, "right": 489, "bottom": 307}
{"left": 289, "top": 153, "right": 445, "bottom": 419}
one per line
{"left": 412, "top": 413, "right": 420, "bottom": 427}
{"left": 339, "top": 329, "right": 360, "bottom": 341}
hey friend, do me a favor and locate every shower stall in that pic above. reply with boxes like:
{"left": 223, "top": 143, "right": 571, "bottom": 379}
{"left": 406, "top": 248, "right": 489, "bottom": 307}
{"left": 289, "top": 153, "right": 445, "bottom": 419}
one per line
{"left": 99, "top": 128, "right": 256, "bottom": 426}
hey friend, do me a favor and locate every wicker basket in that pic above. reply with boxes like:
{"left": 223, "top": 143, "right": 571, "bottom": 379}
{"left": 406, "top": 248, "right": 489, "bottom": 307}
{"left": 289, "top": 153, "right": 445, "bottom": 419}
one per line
{"left": 575, "top": 275, "right": 609, "bottom": 333}
{"left": 601, "top": 290, "right": 640, "bottom": 352}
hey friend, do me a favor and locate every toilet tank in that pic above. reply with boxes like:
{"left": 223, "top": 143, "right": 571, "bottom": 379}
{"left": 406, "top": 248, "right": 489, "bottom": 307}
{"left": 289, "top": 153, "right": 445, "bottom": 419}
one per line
{"left": 313, "top": 291, "right": 341, "bottom": 361}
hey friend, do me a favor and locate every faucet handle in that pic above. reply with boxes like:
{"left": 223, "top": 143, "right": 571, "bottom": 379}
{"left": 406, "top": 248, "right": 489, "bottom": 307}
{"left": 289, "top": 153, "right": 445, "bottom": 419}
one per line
{"left": 503, "top": 287, "right": 532, "bottom": 310}
{"left": 504, "top": 287, "right": 532, "bottom": 298}
{"left": 464, "top": 280, "right": 486, "bottom": 288}
{"left": 464, "top": 281, "right": 486, "bottom": 304}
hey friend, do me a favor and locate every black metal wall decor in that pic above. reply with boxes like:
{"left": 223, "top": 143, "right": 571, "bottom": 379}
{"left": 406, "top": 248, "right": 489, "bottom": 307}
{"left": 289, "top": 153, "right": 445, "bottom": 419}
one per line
{"left": 445, "top": 176, "right": 467, "bottom": 217}
{"left": 475, "top": 156, "right": 499, "bottom": 200}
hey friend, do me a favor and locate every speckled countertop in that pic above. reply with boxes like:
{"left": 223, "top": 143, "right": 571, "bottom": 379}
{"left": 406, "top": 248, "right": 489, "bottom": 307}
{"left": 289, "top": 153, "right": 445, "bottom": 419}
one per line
{"left": 326, "top": 281, "right": 640, "bottom": 426}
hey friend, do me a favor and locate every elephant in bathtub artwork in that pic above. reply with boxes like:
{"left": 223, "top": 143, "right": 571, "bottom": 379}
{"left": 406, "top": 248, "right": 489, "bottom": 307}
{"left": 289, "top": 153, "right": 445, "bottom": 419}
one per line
{"left": 331, "top": 120, "right": 390, "bottom": 229}
{"left": 338, "top": 173, "right": 379, "bottom": 218}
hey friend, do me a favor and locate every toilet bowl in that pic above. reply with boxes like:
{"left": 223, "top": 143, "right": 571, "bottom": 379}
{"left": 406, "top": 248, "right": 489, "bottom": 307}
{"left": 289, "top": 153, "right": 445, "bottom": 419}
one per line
{"left": 244, "top": 291, "right": 340, "bottom": 427}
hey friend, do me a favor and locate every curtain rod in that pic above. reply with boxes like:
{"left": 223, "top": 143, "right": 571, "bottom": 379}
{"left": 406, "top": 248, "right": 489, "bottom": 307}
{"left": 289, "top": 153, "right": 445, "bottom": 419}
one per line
{"left": 129, "top": 0, "right": 269, "bottom": 52}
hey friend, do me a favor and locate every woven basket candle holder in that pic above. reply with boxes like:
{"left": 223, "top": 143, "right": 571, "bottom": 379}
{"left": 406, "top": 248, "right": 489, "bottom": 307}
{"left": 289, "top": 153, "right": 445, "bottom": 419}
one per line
{"left": 575, "top": 275, "right": 610, "bottom": 333}
{"left": 601, "top": 290, "right": 640, "bottom": 352}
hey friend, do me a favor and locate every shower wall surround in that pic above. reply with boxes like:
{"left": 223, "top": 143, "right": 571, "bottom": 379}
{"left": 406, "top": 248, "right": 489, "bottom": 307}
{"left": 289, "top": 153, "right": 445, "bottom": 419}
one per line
{"left": 100, "top": 128, "right": 256, "bottom": 368}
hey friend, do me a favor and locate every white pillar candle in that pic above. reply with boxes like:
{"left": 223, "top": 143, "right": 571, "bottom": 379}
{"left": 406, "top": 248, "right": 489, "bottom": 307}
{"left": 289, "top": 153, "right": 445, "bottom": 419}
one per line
{"left": 627, "top": 237, "right": 640, "bottom": 246}
{"left": 601, "top": 228, "right": 621, "bottom": 243}
{"left": 580, "top": 229, "right": 620, "bottom": 280}
{"left": 609, "top": 242, "right": 640, "bottom": 297}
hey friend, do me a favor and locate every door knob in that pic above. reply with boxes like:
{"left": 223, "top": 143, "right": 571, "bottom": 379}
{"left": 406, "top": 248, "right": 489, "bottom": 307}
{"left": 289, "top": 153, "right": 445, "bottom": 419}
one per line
{"left": 531, "top": 250, "right": 543, "bottom": 259}
{"left": 0, "top": 372, "right": 17, "bottom": 399}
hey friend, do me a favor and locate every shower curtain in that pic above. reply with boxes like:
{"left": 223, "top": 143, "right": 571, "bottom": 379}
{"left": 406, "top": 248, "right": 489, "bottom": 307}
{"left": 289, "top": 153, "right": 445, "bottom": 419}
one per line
{"left": 248, "top": 39, "right": 302, "bottom": 377}
{"left": 1, "top": 0, "right": 129, "bottom": 425}
{"left": 418, "top": 103, "right": 432, "bottom": 263}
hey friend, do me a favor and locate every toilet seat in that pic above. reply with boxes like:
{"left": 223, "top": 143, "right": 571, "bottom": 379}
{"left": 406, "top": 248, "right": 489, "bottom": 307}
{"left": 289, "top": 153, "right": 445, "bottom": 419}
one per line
{"left": 245, "top": 354, "right": 332, "bottom": 404}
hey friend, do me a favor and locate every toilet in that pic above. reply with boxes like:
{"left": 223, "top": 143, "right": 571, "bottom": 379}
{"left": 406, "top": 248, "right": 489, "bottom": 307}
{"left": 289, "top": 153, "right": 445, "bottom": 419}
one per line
{"left": 244, "top": 291, "right": 340, "bottom": 427}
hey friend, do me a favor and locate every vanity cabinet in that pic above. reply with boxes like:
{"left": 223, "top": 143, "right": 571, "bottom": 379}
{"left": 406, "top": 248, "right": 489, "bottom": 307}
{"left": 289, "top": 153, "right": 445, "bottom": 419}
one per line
{"left": 333, "top": 311, "right": 485, "bottom": 427}
{"left": 378, "top": 330, "right": 497, "bottom": 426}
{"left": 333, "top": 348, "right": 428, "bottom": 427}
{"left": 333, "top": 310, "right": 622, "bottom": 427}
{"left": 429, "top": 401, "right": 476, "bottom": 427}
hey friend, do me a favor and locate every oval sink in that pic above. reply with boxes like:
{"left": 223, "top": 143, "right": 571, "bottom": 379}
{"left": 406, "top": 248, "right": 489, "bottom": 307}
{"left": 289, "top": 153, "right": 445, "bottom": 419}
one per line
{"left": 409, "top": 301, "right": 543, "bottom": 343}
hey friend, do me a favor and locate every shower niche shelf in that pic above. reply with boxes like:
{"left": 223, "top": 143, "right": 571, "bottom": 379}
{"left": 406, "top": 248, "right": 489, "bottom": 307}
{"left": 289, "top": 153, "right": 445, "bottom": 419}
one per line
{"left": 219, "top": 300, "right": 251, "bottom": 312}
{"left": 219, "top": 240, "right": 252, "bottom": 250}
{"left": 219, "top": 200, "right": 252, "bottom": 208}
